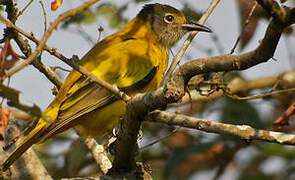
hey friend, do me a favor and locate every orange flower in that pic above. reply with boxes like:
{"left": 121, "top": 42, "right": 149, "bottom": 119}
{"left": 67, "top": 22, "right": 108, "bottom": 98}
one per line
{"left": 51, "top": 0, "right": 63, "bottom": 11}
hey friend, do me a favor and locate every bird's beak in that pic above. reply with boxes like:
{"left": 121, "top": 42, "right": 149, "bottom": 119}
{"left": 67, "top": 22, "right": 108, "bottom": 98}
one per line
{"left": 181, "top": 21, "right": 212, "bottom": 32}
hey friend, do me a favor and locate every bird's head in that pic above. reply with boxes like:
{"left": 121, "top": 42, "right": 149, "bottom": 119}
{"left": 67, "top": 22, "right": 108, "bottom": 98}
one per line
{"left": 138, "top": 3, "right": 212, "bottom": 48}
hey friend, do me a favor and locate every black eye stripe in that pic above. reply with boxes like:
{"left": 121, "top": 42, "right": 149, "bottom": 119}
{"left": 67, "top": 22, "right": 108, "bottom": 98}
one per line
{"left": 165, "top": 15, "right": 174, "bottom": 22}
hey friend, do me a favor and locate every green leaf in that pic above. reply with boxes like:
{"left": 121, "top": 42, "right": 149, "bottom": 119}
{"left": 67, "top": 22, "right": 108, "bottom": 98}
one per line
{"left": 221, "top": 98, "right": 264, "bottom": 129}
{"left": 64, "top": 139, "right": 94, "bottom": 176}
{"left": 0, "top": 84, "right": 42, "bottom": 117}
{"left": 165, "top": 142, "right": 215, "bottom": 175}
{"left": 284, "top": 162, "right": 295, "bottom": 179}
{"left": 96, "top": 3, "right": 128, "bottom": 29}
{"left": 262, "top": 143, "right": 295, "bottom": 158}
{"left": 182, "top": 4, "right": 202, "bottom": 22}
{"left": 0, "top": 6, "right": 4, "bottom": 13}
{"left": 61, "top": 9, "right": 98, "bottom": 29}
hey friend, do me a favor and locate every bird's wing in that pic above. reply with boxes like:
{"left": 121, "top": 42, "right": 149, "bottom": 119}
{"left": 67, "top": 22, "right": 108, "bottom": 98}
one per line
{"left": 37, "top": 37, "right": 159, "bottom": 141}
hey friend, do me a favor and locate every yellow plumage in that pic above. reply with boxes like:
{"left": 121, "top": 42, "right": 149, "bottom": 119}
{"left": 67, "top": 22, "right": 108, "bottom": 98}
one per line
{"left": 2, "top": 3, "right": 211, "bottom": 170}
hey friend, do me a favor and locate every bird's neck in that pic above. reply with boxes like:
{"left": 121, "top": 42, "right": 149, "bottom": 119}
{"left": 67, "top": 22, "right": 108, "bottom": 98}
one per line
{"left": 121, "top": 17, "right": 165, "bottom": 48}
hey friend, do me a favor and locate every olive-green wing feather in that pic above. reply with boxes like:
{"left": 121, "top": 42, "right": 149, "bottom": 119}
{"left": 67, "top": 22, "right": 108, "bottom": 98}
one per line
{"left": 38, "top": 67, "right": 158, "bottom": 142}
{"left": 38, "top": 83, "right": 117, "bottom": 142}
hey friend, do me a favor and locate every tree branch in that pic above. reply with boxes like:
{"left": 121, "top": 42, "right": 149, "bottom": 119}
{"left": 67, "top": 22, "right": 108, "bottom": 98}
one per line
{"left": 0, "top": 125, "right": 52, "bottom": 179}
{"left": 146, "top": 110, "right": 295, "bottom": 145}
{"left": 78, "top": 136, "right": 112, "bottom": 175}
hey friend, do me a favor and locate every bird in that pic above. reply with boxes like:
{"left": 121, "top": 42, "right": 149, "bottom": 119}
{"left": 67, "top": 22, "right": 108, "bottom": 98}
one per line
{"left": 2, "top": 3, "right": 211, "bottom": 170}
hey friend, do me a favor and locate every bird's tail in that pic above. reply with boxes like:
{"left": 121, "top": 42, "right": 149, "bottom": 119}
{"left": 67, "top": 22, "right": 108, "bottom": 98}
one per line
{"left": 1, "top": 121, "right": 47, "bottom": 171}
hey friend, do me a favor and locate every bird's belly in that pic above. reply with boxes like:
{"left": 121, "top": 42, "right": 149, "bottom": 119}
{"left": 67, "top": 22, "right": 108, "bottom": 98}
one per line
{"left": 74, "top": 100, "right": 126, "bottom": 137}
{"left": 73, "top": 73, "right": 161, "bottom": 138}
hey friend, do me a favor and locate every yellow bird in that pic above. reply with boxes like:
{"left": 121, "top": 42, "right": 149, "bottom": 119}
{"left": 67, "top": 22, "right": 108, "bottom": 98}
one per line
{"left": 2, "top": 3, "right": 211, "bottom": 170}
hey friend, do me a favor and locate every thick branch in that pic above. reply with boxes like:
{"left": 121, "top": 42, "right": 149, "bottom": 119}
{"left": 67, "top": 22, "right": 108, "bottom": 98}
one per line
{"left": 257, "top": 0, "right": 294, "bottom": 23}
{"left": 147, "top": 110, "right": 295, "bottom": 145}
{"left": 108, "top": 88, "right": 166, "bottom": 175}
{"left": 79, "top": 136, "right": 112, "bottom": 175}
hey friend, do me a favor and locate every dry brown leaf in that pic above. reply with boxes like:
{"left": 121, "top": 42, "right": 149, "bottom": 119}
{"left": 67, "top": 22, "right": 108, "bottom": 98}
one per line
{"left": 0, "top": 39, "right": 19, "bottom": 82}
{"left": 0, "top": 106, "right": 10, "bottom": 140}
{"left": 238, "top": 0, "right": 268, "bottom": 49}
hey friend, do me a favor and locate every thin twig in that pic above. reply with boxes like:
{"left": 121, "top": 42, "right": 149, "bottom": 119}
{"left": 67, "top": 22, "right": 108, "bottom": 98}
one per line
{"left": 0, "top": 16, "right": 36, "bottom": 40}
{"left": 163, "top": 0, "right": 220, "bottom": 85}
{"left": 50, "top": 66, "right": 71, "bottom": 72}
{"left": 230, "top": 1, "right": 258, "bottom": 54}
{"left": 225, "top": 87, "right": 295, "bottom": 100}
{"left": 17, "top": 0, "right": 34, "bottom": 18}
{"left": 63, "top": 55, "right": 130, "bottom": 102}
{"left": 179, "top": 75, "right": 278, "bottom": 106}
{"left": 273, "top": 101, "right": 295, "bottom": 125}
{"left": 39, "top": 1, "right": 47, "bottom": 33}
{"left": 140, "top": 127, "right": 180, "bottom": 150}
{"left": 98, "top": 25, "right": 104, "bottom": 42}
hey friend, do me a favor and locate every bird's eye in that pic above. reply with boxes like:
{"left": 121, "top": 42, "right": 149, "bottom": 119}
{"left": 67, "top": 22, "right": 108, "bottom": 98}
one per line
{"left": 164, "top": 14, "right": 174, "bottom": 23}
